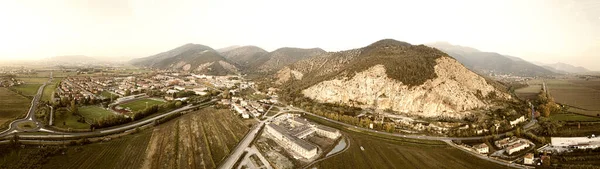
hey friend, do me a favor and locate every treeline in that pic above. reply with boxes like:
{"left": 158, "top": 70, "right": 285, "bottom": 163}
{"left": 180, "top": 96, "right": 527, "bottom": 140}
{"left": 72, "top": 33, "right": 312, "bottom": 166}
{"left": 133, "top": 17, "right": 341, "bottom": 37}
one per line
{"left": 288, "top": 94, "right": 396, "bottom": 132}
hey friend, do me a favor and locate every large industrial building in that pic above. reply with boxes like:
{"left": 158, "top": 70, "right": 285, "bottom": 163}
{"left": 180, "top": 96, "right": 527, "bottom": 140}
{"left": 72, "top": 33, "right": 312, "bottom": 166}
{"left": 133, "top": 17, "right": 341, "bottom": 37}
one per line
{"left": 265, "top": 115, "right": 341, "bottom": 159}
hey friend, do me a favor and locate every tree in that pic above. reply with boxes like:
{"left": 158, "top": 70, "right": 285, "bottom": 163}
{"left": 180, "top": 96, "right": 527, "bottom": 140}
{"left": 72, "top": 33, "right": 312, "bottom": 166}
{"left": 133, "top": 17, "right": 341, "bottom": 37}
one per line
{"left": 70, "top": 100, "right": 78, "bottom": 115}
{"left": 539, "top": 104, "right": 550, "bottom": 118}
{"left": 515, "top": 127, "right": 522, "bottom": 137}
{"left": 125, "top": 89, "right": 131, "bottom": 96}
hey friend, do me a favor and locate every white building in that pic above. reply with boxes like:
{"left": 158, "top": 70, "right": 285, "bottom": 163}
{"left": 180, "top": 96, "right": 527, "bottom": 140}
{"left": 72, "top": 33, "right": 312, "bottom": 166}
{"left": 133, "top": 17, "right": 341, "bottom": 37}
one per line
{"left": 551, "top": 136, "right": 600, "bottom": 149}
{"left": 174, "top": 86, "right": 185, "bottom": 91}
{"left": 266, "top": 123, "right": 317, "bottom": 159}
{"left": 473, "top": 143, "right": 489, "bottom": 154}
{"left": 314, "top": 125, "right": 341, "bottom": 139}
{"left": 506, "top": 141, "right": 530, "bottom": 155}
{"left": 510, "top": 116, "right": 526, "bottom": 126}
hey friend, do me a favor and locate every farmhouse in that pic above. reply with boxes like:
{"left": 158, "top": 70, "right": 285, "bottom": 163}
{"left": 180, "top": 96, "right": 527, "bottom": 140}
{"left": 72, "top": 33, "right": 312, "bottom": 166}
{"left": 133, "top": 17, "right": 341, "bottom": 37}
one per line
{"left": 523, "top": 153, "right": 534, "bottom": 165}
{"left": 473, "top": 143, "right": 489, "bottom": 154}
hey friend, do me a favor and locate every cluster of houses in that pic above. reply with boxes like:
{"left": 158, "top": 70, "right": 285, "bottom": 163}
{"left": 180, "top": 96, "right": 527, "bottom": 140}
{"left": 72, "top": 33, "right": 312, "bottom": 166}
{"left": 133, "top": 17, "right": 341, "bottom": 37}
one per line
{"left": 495, "top": 137, "right": 531, "bottom": 155}
{"left": 226, "top": 97, "right": 267, "bottom": 118}
{"left": 57, "top": 78, "right": 100, "bottom": 101}
{"left": 0, "top": 77, "right": 22, "bottom": 87}
{"left": 265, "top": 114, "right": 341, "bottom": 159}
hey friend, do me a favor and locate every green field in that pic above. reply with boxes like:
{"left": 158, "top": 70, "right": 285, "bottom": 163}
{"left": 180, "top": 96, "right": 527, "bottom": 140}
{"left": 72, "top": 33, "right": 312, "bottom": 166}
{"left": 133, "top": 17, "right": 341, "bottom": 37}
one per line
{"left": 41, "top": 78, "right": 62, "bottom": 102}
{"left": 0, "top": 88, "right": 30, "bottom": 126}
{"left": 79, "top": 106, "right": 115, "bottom": 122}
{"left": 514, "top": 84, "right": 541, "bottom": 100}
{"left": 551, "top": 113, "right": 600, "bottom": 122}
{"left": 120, "top": 99, "right": 165, "bottom": 112}
{"left": 54, "top": 108, "right": 90, "bottom": 130}
{"left": 304, "top": 114, "right": 511, "bottom": 169}
{"left": 10, "top": 84, "right": 41, "bottom": 97}
{"left": 16, "top": 77, "right": 48, "bottom": 84}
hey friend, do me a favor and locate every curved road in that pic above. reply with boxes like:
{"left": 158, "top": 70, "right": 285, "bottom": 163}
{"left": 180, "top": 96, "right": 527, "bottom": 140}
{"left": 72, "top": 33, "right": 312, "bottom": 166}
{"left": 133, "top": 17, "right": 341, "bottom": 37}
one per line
{"left": 0, "top": 80, "right": 48, "bottom": 136}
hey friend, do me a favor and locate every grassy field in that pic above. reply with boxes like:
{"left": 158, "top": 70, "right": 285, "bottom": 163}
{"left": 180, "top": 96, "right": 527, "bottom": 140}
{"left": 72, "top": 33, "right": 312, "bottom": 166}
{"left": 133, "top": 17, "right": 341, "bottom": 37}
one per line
{"left": 551, "top": 113, "right": 600, "bottom": 122}
{"left": 41, "top": 77, "right": 62, "bottom": 102}
{"left": 120, "top": 99, "right": 165, "bottom": 112}
{"left": 54, "top": 108, "right": 90, "bottom": 130}
{"left": 304, "top": 114, "right": 512, "bottom": 169}
{"left": 0, "top": 88, "right": 30, "bottom": 126}
{"left": 514, "top": 84, "right": 541, "bottom": 100}
{"left": 10, "top": 84, "right": 41, "bottom": 97}
{"left": 79, "top": 106, "right": 115, "bottom": 122}
{"left": 143, "top": 107, "right": 250, "bottom": 169}
{"left": 16, "top": 77, "right": 48, "bottom": 84}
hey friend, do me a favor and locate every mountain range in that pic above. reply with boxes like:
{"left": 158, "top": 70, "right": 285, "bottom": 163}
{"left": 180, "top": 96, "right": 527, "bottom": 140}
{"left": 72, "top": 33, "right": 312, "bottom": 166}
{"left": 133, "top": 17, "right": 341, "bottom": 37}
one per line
{"left": 129, "top": 44, "right": 239, "bottom": 75}
{"left": 536, "top": 62, "right": 590, "bottom": 74}
{"left": 426, "top": 42, "right": 556, "bottom": 77}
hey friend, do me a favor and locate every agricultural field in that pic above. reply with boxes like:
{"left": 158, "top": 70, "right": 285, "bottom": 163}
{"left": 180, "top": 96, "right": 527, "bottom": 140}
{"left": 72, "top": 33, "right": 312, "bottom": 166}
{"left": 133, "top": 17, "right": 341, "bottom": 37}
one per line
{"left": 10, "top": 84, "right": 42, "bottom": 97}
{"left": 120, "top": 98, "right": 165, "bottom": 112}
{"left": 514, "top": 83, "right": 541, "bottom": 100}
{"left": 0, "top": 130, "right": 153, "bottom": 169}
{"left": 79, "top": 106, "right": 115, "bottom": 122}
{"left": 16, "top": 77, "right": 49, "bottom": 84}
{"left": 516, "top": 78, "right": 600, "bottom": 117}
{"left": 142, "top": 107, "right": 251, "bottom": 169}
{"left": 544, "top": 79, "right": 600, "bottom": 111}
{"left": 0, "top": 88, "right": 30, "bottom": 126}
{"left": 304, "top": 114, "right": 511, "bottom": 169}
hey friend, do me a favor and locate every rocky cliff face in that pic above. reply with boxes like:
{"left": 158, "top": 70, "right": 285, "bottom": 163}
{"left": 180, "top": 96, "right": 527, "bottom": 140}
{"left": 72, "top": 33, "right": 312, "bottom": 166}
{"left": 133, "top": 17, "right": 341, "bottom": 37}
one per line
{"left": 301, "top": 57, "right": 510, "bottom": 119}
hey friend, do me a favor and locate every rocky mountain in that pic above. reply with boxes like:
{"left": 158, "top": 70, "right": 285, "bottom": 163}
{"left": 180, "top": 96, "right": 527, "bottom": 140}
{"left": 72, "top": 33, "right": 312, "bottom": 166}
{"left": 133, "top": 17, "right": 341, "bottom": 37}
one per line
{"left": 426, "top": 42, "right": 555, "bottom": 77}
{"left": 216, "top": 45, "right": 241, "bottom": 53}
{"left": 220, "top": 46, "right": 269, "bottom": 70}
{"left": 129, "top": 44, "right": 238, "bottom": 75}
{"left": 277, "top": 39, "right": 511, "bottom": 119}
{"left": 257, "top": 47, "right": 326, "bottom": 73}
{"left": 542, "top": 62, "right": 590, "bottom": 74}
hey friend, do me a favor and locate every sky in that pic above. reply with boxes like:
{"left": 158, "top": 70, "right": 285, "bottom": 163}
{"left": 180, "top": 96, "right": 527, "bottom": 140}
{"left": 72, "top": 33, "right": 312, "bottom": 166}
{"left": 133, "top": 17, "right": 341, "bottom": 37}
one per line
{"left": 0, "top": 0, "right": 598, "bottom": 70}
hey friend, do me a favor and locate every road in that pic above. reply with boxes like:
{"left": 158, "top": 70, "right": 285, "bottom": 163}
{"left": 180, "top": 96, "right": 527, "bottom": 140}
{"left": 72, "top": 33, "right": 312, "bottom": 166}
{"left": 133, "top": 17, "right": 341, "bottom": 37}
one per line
{"left": 0, "top": 80, "right": 48, "bottom": 137}
{"left": 6, "top": 100, "right": 215, "bottom": 140}
{"left": 218, "top": 110, "right": 282, "bottom": 169}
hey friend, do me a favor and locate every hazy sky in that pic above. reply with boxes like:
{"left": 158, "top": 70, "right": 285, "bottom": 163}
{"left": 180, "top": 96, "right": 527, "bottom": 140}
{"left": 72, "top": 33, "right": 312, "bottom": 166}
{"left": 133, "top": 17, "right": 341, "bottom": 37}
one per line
{"left": 0, "top": 0, "right": 598, "bottom": 70}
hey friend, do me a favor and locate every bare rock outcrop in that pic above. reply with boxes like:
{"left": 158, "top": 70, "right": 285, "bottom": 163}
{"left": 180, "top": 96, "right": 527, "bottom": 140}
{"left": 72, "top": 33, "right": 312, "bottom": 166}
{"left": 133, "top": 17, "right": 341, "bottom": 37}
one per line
{"left": 302, "top": 57, "right": 509, "bottom": 119}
